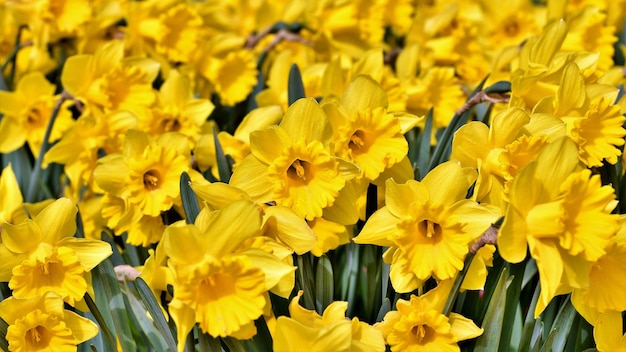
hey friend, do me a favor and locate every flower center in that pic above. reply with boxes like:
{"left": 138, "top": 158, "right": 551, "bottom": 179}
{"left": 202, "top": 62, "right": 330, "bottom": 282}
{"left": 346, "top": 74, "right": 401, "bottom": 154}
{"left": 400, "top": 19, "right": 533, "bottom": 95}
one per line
{"left": 287, "top": 159, "right": 309, "bottom": 182}
{"left": 143, "top": 170, "right": 161, "bottom": 190}
{"left": 411, "top": 324, "right": 434, "bottom": 344}
{"left": 349, "top": 130, "right": 366, "bottom": 150}
{"left": 418, "top": 220, "right": 442, "bottom": 241}
{"left": 161, "top": 117, "right": 182, "bottom": 132}
{"left": 27, "top": 326, "right": 51, "bottom": 348}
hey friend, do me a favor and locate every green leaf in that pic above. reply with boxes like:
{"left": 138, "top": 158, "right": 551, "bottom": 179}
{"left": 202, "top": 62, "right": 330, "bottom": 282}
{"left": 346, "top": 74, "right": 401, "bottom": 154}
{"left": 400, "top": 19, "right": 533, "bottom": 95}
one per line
{"left": 315, "top": 254, "right": 334, "bottom": 314}
{"left": 498, "top": 261, "right": 526, "bottom": 352}
{"left": 474, "top": 268, "right": 512, "bottom": 352}
{"left": 1, "top": 146, "right": 32, "bottom": 193}
{"left": 248, "top": 316, "right": 273, "bottom": 352}
{"left": 196, "top": 326, "right": 222, "bottom": 352}
{"left": 223, "top": 337, "right": 247, "bottom": 352}
{"left": 416, "top": 108, "right": 433, "bottom": 180}
{"left": 540, "top": 297, "right": 577, "bottom": 352}
{"left": 287, "top": 63, "right": 305, "bottom": 105}
{"left": 213, "top": 125, "right": 233, "bottom": 182}
{"left": 180, "top": 171, "right": 200, "bottom": 224}
{"left": 26, "top": 93, "right": 69, "bottom": 202}
{"left": 376, "top": 298, "right": 391, "bottom": 322}
{"left": 0, "top": 316, "right": 9, "bottom": 352}
{"left": 133, "top": 277, "right": 178, "bottom": 351}
{"left": 296, "top": 253, "right": 316, "bottom": 310}
{"left": 84, "top": 292, "right": 117, "bottom": 351}
{"left": 92, "top": 259, "right": 136, "bottom": 352}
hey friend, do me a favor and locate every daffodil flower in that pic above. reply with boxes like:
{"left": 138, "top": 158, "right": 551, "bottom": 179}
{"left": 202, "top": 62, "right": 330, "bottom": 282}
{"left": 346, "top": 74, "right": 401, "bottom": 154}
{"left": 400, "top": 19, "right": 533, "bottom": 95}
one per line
{"left": 0, "top": 198, "right": 112, "bottom": 307}
{"left": 499, "top": 137, "right": 619, "bottom": 317}
{"left": 377, "top": 280, "right": 483, "bottom": 351}
{"left": 0, "top": 292, "right": 99, "bottom": 352}
{"left": 354, "top": 161, "right": 500, "bottom": 293}
{"left": 273, "top": 290, "right": 385, "bottom": 352}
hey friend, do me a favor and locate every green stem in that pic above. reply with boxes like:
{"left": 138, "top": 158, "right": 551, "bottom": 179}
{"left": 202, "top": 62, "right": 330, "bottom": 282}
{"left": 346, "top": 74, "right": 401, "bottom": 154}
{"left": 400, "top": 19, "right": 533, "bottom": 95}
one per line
{"left": 26, "top": 91, "right": 70, "bottom": 202}
{"left": 1, "top": 26, "right": 28, "bottom": 89}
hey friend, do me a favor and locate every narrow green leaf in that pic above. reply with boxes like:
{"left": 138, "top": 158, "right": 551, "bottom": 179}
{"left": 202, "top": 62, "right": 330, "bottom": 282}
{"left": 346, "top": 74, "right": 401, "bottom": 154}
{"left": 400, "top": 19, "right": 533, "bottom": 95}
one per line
{"left": 249, "top": 316, "right": 273, "bottom": 352}
{"left": 84, "top": 293, "right": 117, "bottom": 350}
{"left": 93, "top": 259, "right": 136, "bottom": 352}
{"left": 315, "top": 254, "right": 334, "bottom": 315}
{"left": 213, "top": 125, "right": 232, "bottom": 183}
{"left": 416, "top": 108, "right": 433, "bottom": 180}
{"left": 498, "top": 261, "right": 526, "bottom": 352}
{"left": 196, "top": 326, "right": 222, "bottom": 352}
{"left": 518, "top": 281, "right": 541, "bottom": 352}
{"left": 442, "top": 252, "right": 476, "bottom": 316}
{"left": 296, "top": 254, "right": 316, "bottom": 310}
{"left": 26, "top": 92, "right": 69, "bottom": 202}
{"left": 223, "top": 337, "right": 247, "bottom": 352}
{"left": 180, "top": 171, "right": 200, "bottom": 224}
{"left": 89, "top": 345, "right": 99, "bottom": 352}
{"left": 287, "top": 63, "right": 305, "bottom": 105}
{"left": 0, "top": 316, "right": 9, "bottom": 352}
{"left": 133, "top": 277, "right": 178, "bottom": 351}
{"left": 541, "top": 298, "right": 577, "bottom": 352}
{"left": 376, "top": 298, "right": 391, "bottom": 322}
{"left": 474, "top": 268, "right": 511, "bottom": 352}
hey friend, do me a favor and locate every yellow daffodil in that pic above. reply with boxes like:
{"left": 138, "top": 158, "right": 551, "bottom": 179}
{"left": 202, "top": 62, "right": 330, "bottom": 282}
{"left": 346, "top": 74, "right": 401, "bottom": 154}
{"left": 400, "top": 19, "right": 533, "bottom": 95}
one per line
{"left": 499, "top": 137, "right": 619, "bottom": 317}
{"left": 0, "top": 198, "right": 112, "bottom": 307}
{"left": 561, "top": 5, "right": 617, "bottom": 71}
{"left": 230, "top": 98, "right": 359, "bottom": 221}
{"left": 141, "top": 69, "right": 214, "bottom": 140}
{"left": 0, "top": 164, "right": 27, "bottom": 226}
{"left": 0, "top": 292, "right": 99, "bottom": 352}
{"left": 451, "top": 107, "right": 549, "bottom": 211}
{"left": 61, "top": 40, "right": 159, "bottom": 115}
{"left": 6, "top": 0, "right": 92, "bottom": 41}
{"left": 324, "top": 75, "right": 418, "bottom": 181}
{"left": 403, "top": 67, "right": 466, "bottom": 134}
{"left": 43, "top": 110, "right": 138, "bottom": 196}
{"left": 189, "top": 179, "right": 317, "bottom": 256}
{"left": 377, "top": 280, "right": 483, "bottom": 351}
{"left": 571, "top": 216, "right": 626, "bottom": 323}
{"left": 273, "top": 290, "right": 385, "bottom": 352}
{"left": 137, "top": 2, "right": 204, "bottom": 63}
{"left": 354, "top": 161, "right": 500, "bottom": 293}
{"left": 0, "top": 72, "right": 74, "bottom": 157}
{"left": 194, "top": 106, "right": 282, "bottom": 177}
{"left": 593, "top": 310, "right": 626, "bottom": 352}
{"left": 193, "top": 34, "right": 258, "bottom": 106}
{"left": 94, "top": 129, "right": 191, "bottom": 218}
{"left": 163, "top": 200, "right": 294, "bottom": 350}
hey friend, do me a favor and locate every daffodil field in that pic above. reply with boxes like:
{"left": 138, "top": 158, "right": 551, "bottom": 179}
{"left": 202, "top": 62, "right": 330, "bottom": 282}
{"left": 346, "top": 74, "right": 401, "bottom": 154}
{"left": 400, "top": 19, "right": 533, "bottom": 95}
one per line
{"left": 1, "top": 0, "right": 626, "bottom": 351}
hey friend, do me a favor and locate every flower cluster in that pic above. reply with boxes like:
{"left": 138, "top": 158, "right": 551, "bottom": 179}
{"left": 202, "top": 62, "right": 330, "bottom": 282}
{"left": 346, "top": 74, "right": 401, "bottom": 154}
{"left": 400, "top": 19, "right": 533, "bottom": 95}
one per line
{"left": 0, "top": 0, "right": 625, "bottom": 351}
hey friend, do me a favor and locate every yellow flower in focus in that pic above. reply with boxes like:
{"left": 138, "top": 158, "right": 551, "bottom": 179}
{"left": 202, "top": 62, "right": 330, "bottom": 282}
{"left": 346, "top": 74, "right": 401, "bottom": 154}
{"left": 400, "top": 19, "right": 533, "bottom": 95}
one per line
{"left": 94, "top": 129, "right": 191, "bottom": 218}
{"left": 0, "top": 72, "right": 74, "bottom": 157}
{"left": 273, "top": 290, "right": 385, "bottom": 352}
{"left": 354, "top": 161, "right": 500, "bottom": 293}
{"left": 377, "top": 280, "right": 483, "bottom": 351}
{"left": 163, "top": 200, "right": 294, "bottom": 349}
{"left": 0, "top": 292, "right": 98, "bottom": 352}
{"left": 325, "top": 75, "right": 417, "bottom": 181}
{"left": 0, "top": 198, "right": 112, "bottom": 306}
{"left": 499, "top": 137, "right": 619, "bottom": 317}
{"left": 230, "top": 98, "right": 359, "bottom": 220}
{"left": 451, "top": 107, "right": 548, "bottom": 211}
